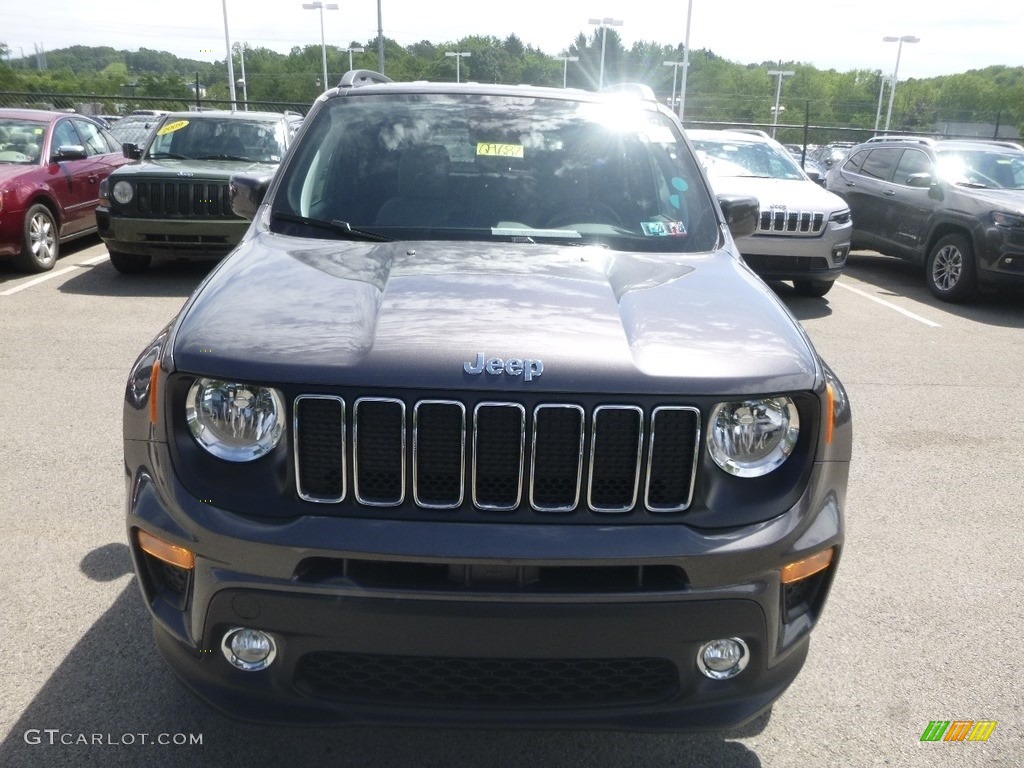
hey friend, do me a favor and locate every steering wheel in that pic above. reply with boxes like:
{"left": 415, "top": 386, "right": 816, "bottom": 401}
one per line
{"left": 544, "top": 202, "right": 623, "bottom": 228}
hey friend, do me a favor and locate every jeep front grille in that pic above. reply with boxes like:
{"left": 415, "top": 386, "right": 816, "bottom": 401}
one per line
{"left": 293, "top": 396, "right": 700, "bottom": 516}
{"left": 129, "top": 180, "right": 234, "bottom": 218}
{"left": 757, "top": 209, "right": 825, "bottom": 235}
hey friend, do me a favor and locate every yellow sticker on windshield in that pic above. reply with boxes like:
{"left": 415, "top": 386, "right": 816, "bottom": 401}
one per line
{"left": 476, "top": 142, "right": 524, "bottom": 159}
{"left": 157, "top": 119, "right": 189, "bottom": 136}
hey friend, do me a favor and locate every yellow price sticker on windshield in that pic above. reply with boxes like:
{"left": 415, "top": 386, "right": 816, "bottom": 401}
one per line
{"left": 157, "top": 119, "right": 190, "bottom": 136}
{"left": 476, "top": 142, "right": 524, "bottom": 158}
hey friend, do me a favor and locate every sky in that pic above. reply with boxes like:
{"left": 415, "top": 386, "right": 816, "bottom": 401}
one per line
{"left": 2, "top": 0, "right": 1021, "bottom": 79}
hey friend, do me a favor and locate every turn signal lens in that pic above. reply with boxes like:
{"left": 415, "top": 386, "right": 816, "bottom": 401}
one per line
{"left": 780, "top": 548, "right": 834, "bottom": 584}
{"left": 137, "top": 529, "right": 195, "bottom": 570}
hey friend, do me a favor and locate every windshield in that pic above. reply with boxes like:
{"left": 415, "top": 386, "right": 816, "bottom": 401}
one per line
{"left": 934, "top": 148, "right": 1024, "bottom": 189}
{"left": 692, "top": 137, "right": 806, "bottom": 181}
{"left": 146, "top": 116, "right": 286, "bottom": 163}
{"left": 0, "top": 119, "right": 46, "bottom": 164}
{"left": 271, "top": 92, "right": 719, "bottom": 253}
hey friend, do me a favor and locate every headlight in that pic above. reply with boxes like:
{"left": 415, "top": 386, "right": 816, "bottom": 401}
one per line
{"left": 186, "top": 379, "right": 285, "bottom": 462}
{"left": 992, "top": 211, "right": 1024, "bottom": 229}
{"left": 112, "top": 180, "right": 134, "bottom": 204}
{"left": 829, "top": 209, "right": 851, "bottom": 226}
{"left": 708, "top": 397, "right": 799, "bottom": 477}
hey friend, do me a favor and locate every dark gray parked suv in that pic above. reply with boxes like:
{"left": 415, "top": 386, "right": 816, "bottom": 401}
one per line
{"left": 826, "top": 137, "right": 1024, "bottom": 301}
{"left": 124, "top": 70, "right": 851, "bottom": 731}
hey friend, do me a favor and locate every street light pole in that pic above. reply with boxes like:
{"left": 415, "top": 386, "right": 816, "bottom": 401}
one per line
{"left": 663, "top": 60, "right": 684, "bottom": 114}
{"left": 882, "top": 35, "right": 920, "bottom": 133}
{"left": 767, "top": 66, "right": 794, "bottom": 138}
{"left": 234, "top": 42, "right": 248, "bottom": 110}
{"left": 678, "top": 0, "right": 693, "bottom": 120}
{"left": 376, "top": 0, "right": 385, "bottom": 73}
{"left": 587, "top": 17, "right": 623, "bottom": 90}
{"left": 873, "top": 75, "right": 889, "bottom": 133}
{"left": 346, "top": 46, "right": 365, "bottom": 70}
{"left": 559, "top": 55, "right": 579, "bottom": 88}
{"left": 221, "top": 0, "right": 237, "bottom": 111}
{"left": 445, "top": 51, "right": 471, "bottom": 83}
{"left": 302, "top": 2, "right": 339, "bottom": 92}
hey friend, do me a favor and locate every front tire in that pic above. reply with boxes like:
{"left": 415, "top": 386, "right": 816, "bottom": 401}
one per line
{"left": 793, "top": 279, "right": 835, "bottom": 297}
{"left": 13, "top": 204, "right": 58, "bottom": 273}
{"left": 109, "top": 250, "right": 152, "bottom": 274}
{"left": 926, "top": 234, "right": 976, "bottom": 302}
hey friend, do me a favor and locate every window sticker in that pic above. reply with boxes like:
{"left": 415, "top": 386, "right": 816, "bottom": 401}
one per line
{"left": 476, "top": 142, "right": 524, "bottom": 158}
{"left": 157, "top": 120, "right": 190, "bottom": 136}
{"left": 641, "top": 221, "right": 688, "bottom": 237}
{"left": 669, "top": 177, "right": 688, "bottom": 209}
{"left": 34, "top": 128, "right": 44, "bottom": 134}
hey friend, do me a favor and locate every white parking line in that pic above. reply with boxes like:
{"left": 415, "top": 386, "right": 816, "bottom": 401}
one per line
{"left": 0, "top": 253, "right": 109, "bottom": 297}
{"left": 833, "top": 280, "right": 941, "bottom": 328}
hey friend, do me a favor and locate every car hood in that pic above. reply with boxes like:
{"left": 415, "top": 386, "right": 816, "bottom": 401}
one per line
{"left": 0, "top": 162, "right": 40, "bottom": 183}
{"left": 170, "top": 232, "right": 822, "bottom": 396}
{"left": 705, "top": 175, "right": 848, "bottom": 213}
{"left": 113, "top": 157, "right": 277, "bottom": 178}
{"left": 952, "top": 185, "right": 1024, "bottom": 212}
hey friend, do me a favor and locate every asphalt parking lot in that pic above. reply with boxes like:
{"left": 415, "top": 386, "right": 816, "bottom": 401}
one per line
{"left": 0, "top": 239, "right": 1020, "bottom": 767}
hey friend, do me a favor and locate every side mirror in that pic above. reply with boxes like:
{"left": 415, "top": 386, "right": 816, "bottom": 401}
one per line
{"left": 122, "top": 142, "right": 143, "bottom": 160}
{"left": 52, "top": 144, "right": 87, "bottom": 162}
{"left": 717, "top": 194, "right": 760, "bottom": 239}
{"left": 230, "top": 173, "right": 272, "bottom": 221}
{"left": 906, "top": 172, "right": 934, "bottom": 188}
{"left": 804, "top": 168, "right": 822, "bottom": 185}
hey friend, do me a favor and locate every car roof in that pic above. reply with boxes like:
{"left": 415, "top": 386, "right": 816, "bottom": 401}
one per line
{"left": 0, "top": 108, "right": 67, "bottom": 124}
{"left": 319, "top": 76, "right": 664, "bottom": 114}
{"left": 157, "top": 110, "right": 290, "bottom": 122}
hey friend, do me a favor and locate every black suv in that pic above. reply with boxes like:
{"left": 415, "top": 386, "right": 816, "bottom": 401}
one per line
{"left": 123, "top": 70, "right": 851, "bottom": 730}
{"left": 826, "top": 137, "right": 1024, "bottom": 301}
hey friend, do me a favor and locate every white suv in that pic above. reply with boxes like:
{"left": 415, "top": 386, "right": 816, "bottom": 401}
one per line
{"left": 689, "top": 129, "right": 852, "bottom": 296}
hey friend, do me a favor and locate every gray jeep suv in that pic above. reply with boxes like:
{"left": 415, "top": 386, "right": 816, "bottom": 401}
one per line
{"left": 826, "top": 137, "right": 1024, "bottom": 301}
{"left": 123, "top": 70, "right": 851, "bottom": 730}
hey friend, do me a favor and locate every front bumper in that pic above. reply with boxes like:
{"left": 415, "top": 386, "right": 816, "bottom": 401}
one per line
{"left": 126, "top": 437, "right": 845, "bottom": 731}
{"left": 737, "top": 223, "right": 851, "bottom": 283}
{"left": 97, "top": 208, "right": 246, "bottom": 259}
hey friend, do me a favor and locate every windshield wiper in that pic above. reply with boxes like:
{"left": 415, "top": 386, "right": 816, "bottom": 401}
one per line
{"left": 272, "top": 211, "right": 393, "bottom": 242}
{"left": 197, "top": 154, "right": 250, "bottom": 161}
{"left": 148, "top": 152, "right": 189, "bottom": 160}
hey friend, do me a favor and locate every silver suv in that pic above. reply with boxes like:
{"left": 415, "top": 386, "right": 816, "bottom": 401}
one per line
{"left": 689, "top": 129, "right": 852, "bottom": 297}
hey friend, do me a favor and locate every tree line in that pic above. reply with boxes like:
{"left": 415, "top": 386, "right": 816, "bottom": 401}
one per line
{"left": 2, "top": 33, "right": 1022, "bottom": 142}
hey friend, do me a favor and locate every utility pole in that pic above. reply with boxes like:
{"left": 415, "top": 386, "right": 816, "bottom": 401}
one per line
{"left": 767, "top": 64, "right": 794, "bottom": 138}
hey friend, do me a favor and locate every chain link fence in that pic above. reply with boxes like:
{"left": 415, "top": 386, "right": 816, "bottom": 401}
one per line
{"left": 0, "top": 90, "right": 311, "bottom": 118}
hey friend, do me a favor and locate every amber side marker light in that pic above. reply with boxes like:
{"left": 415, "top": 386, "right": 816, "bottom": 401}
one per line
{"left": 824, "top": 381, "right": 836, "bottom": 445}
{"left": 137, "top": 529, "right": 195, "bottom": 570}
{"left": 780, "top": 548, "right": 834, "bottom": 584}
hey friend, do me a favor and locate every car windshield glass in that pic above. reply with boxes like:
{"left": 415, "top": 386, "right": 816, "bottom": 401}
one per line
{"left": 146, "top": 116, "right": 286, "bottom": 163}
{"left": 0, "top": 119, "right": 47, "bottom": 164}
{"left": 271, "top": 92, "right": 719, "bottom": 253}
{"left": 692, "top": 138, "right": 805, "bottom": 181}
{"left": 934, "top": 148, "right": 1024, "bottom": 189}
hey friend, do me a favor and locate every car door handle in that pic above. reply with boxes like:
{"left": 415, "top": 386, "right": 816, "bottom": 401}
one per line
{"left": 884, "top": 189, "right": 895, "bottom": 196}
{"left": 88, "top": 175, "right": 99, "bottom": 183}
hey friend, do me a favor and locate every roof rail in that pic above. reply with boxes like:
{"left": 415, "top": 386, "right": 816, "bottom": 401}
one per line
{"left": 600, "top": 83, "right": 657, "bottom": 102}
{"left": 866, "top": 135, "right": 935, "bottom": 145}
{"left": 338, "top": 69, "right": 394, "bottom": 89}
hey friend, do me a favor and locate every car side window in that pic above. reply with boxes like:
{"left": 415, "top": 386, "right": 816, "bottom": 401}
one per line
{"left": 73, "top": 119, "right": 112, "bottom": 156}
{"left": 858, "top": 148, "right": 900, "bottom": 181}
{"left": 842, "top": 149, "right": 868, "bottom": 174}
{"left": 51, "top": 120, "right": 80, "bottom": 155}
{"left": 893, "top": 149, "right": 932, "bottom": 185}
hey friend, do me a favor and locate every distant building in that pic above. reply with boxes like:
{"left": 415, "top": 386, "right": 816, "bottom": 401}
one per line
{"left": 187, "top": 82, "right": 208, "bottom": 98}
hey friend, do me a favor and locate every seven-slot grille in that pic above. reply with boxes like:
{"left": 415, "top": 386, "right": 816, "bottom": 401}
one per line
{"left": 128, "top": 180, "right": 234, "bottom": 218}
{"left": 293, "top": 396, "right": 700, "bottom": 516}
{"left": 757, "top": 209, "right": 825, "bottom": 235}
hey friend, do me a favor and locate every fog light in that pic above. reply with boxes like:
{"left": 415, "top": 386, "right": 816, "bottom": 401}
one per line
{"left": 697, "top": 638, "right": 749, "bottom": 680}
{"left": 221, "top": 628, "right": 277, "bottom": 671}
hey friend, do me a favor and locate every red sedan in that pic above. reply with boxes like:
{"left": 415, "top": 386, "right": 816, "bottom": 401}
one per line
{"left": 0, "top": 108, "right": 132, "bottom": 272}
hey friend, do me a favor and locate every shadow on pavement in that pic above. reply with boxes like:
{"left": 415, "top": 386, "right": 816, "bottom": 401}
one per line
{"left": 57, "top": 257, "right": 214, "bottom": 299}
{"left": 0, "top": 543, "right": 764, "bottom": 768}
